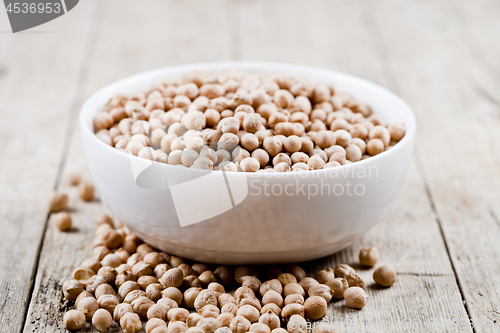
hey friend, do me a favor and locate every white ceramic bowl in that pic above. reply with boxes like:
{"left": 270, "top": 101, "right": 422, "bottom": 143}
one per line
{"left": 80, "top": 62, "right": 416, "bottom": 265}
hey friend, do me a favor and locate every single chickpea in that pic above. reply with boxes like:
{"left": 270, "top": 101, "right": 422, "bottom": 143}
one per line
{"left": 272, "top": 329, "right": 288, "bottom": 333}
{"left": 168, "top": 150, "right": 183, "bottom": 165}
{"left": 291, "top": 162, "right": 309, "bottom": 172}
{"left": 350, "top": 124, "right": 368, "bottom": 140}
{"left": 304, "top": 296, "right": 327, "bottom": 320}
{"left": 366, "top": 138, "right": 384, "bottom": 156}
{"left": 239, "top": 157, "right": 260, "bottom": 172}
{"left": 221, "top": 303, "right": 238, "bottom": 316}
{"left": 92, "top": 308, "right": 112, "bottom": 332}
{"left": 132, "top": 296, "right": 155, "bottom": 319}
{"left": 298, "top": 277, "right": 319, "bottom": 293}
{"left": 217, "top": 313, "right": 235, "bottom": 328}
{"left": 284, "top": 294, "right": 304, "bottom": 306}
{"left": 233, "top": 91, "right": 253, "bottom": 107}
{"left": 315, "top": 268, "right": 335, "bottom": 284}
{"left": 274, "top": 89, "right": 294, "bottom": 108}
{"left": 345, "top": 144, "right": 362, "bottom": 162}
{"left": 230, "top": 315, "right": 251, "bottom": 333}
{"left": 113, "top": 303, "right": 133, "bottom": 322}
{"left": 241, "top": 133, "right": 260, "bottom": 151}
{"left": 101, "top": 253, "right": 122, "bottom": 268}
{"left": 53, "top": 211, "right": 72, "bottom": 231}
{"left": 168, "top": 307, "right": 190, "bottom": 322}
{"left": 283, "top": 135, "right": 301, "bottom": 153}
{"left": 147, "top": 303, "right": 169, "bottom": 321}
{"left": 369, "top": 125, "right": 391, "bottom": 146}
{"left": 334, "top": 264, "right": 355, "bottom": 278}
{"left": 124, "top": 289, "right": 147, "bottom": 304}
{"left": 308, "top": 154, "right": 325, "bottom": 170}
{"left": 287, "top": 314, "right": 307, "bottom": 333}
{"left": 74, "top": 291, "right": 93, "bottom": 308}
{"left": 256, "top": 104, "right": 277, "bottom": 120}
{"left": 359, "top": 247, "right": 380, "bottom": 267}
{"left": 251, "top": 149, "right": 270, "bottom": 167}
{"left": 62, "top": 279, "right": 83, "bottom": 301}
{"left": 250, "top": 323, "right": 271, "bottom": 333}
{"left": 232, "top": 147, "right": 250, "bottom": 163}
{"left": 181, "top": 149, "right": 199, "bottom": 167}
{"left": 243, "top": 114, "right": 263, "bottom": 133}
{"left": 184, "top": 287, "right": 202, "bottom": 309}
{"left": 237, "top": 304, "right": 260, "bottom": 323}
{"left": 120, "top": 312, "right": 143, "bottom": 333}
{"left": 77, "top": 296, "right": 99, "bottom": 320}
{"left": 345, "top": 272, "right": 365, "bottom": 289}
{"left": 261, "top": 290, "right": 283, "bottom": 308}
{"left": 272, "top": 153, "right": 292, "bottom": 167}
{"left": 218, "top": 133, "right": 240, "bottom": 150}
{"left": 351, "top": 137, "right": 366, "bottom": 154}
{"left": 78, "top": 182, "right": 95, "bottom": 201}
{"left": 144, "top": 283, "right": 162, "bottom": 302}
{"left": 307, "top": 284, "right": 333, "bottom": 303}
{"left": 237, "top": 294, "right": 262, "bottom": 311}
{"left": 49, "top": 192, "right": 68, "bottom": 212}
{"left": 146, "top": 318, "right": 168, "bottom": 333}
{"left": 240, "top": 276, "right": 261, "bottom": 294}
{"left": 259, "top": 279, "right": 282, "bottom": 296}
{"left": 299, "top": 137, "right": 314, "bottom": 154}
{"left": 273, "top": 162, "right": 291, "bottom": 172}
{"left": 72, "top": 266, "right": 95, "bottom": 286}
{"left": 196, "top": 317, "right": 219, "bottom": 333}
{"left": 328, "top": 277, "right": 348, "bottom": 299}
{"left": 373, "top": 265, "right": 397, "bottom": 287}
{"left": 234, "top": 285, "right": 255, "bottom": 299}
{"left": 334, "top": 129, "right": 352, "bottom": 148}
{"left": 63, "top": 310, "right": 86, "bottom": 331}
{"left": 161, "top": 287, "right": 182, "bottom": 305}
{"left": 66, "top": 170, "right": 81, "bottom": 186}
{"left": 169, "top": 321, "right": 189, "bottom": 333}
{"left": 194, "top": 290, "right": 218, "bottom": 311}
{"left": 94, "top": 112, "right": 114, "bottom": 130}
{"left": 94, "top": 214, "right": 113, "bottom": 228}
{"left": 261, "top": 304, "right": 281, "bottom": 317}
{"left": 259, "top": 309, "right": 280, "bottom": 330}
{"left": 283, "top": 283, "right": 305, "bottom": 297}
{"left": 118, "top": 281, "right": 141, "bottom": 299}
{"left": 267, "top": 112, "right": 289, "bottom": 129}
{"left": 387, "top": 122, "right": 405, "bottom": 141}
{"left": 199, "top": 304, "right": 220, "bottom": 318}
{"left": 329, "top": 152, "right": 346, "bottom": 165}
{"left": 313, "top": 83, "right": 331, "bottom": 103}
{"left": 344, "top": 287, "right": 369, "bottom": 309}
{"left": 218, "top": 293, "right": 235, "bottom": 308}
{"left": 160, "top": 268, "right": 184, "bottom": 288}
{"left": 281, "top": 304, "right": 305, "bottom": 322}
{"left": 187, "top": 313, "right": 205, "bottom": 327}
{"left": 314, "top": 130, "right": 336, "bottom": 149}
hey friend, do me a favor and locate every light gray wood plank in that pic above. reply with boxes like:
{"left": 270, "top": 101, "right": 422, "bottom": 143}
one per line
{"left": 0, "top": 2, "right": 97, "bottom": 332}
{"left": 23, "top": 1, "right": 231, "bottom": 332}
{"left": 370, "top": 0, "right": 500, "bottom": 331}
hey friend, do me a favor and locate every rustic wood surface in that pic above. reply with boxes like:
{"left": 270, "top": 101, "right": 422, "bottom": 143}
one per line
{"left": 0, "top": 0, "right": 498, "bottom": 332}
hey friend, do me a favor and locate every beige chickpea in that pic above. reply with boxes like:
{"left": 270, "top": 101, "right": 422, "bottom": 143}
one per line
{"left": 92, "top": 308, "right": 112, "bottom": 332}
{"left": 199, "top": 146, "right": 218, "bottom": 165}
{"left": 298, "top": 277, "right": 319, "bottom": 293}
{"left": 291, "top": 162, "right": 309, "bottom": 172}
{"left": 350, "top": 124, "right": 368, "bottom": 140}
{"left": 366, "top": 138, "right": 384, "bottom": 156}
{"left": 345, "top": 143, "right": 362, "bottom": 162}
{"left": 256, "top": 104, "right": 276, "bottom": 120}
{"left": 93, "top": 111, "right": 114, "bottom": 130}
{"left": 373, "top": 265, "right": 397, "bottom": 287}
{"left": 154, "top": 263, "right": 171, "bottom": 279}
{"left": 162, "top": 287, "right": 183, "bottom": 305}
{"left": 329, "top": 278, "right": 348, "bottom": 299}
{"left": 118, "top": 281, "right": 140, "bottom": 299}
{"left": 169, "top": 321, "right": 189, "bottom": 333}
{"left": 359, "top": 247, "right": 380, "bottom": 267}
{"left": 241, "top": 133, "right": 260, "bottom": 151}
{"left": 274, "top": 122, "right": 297, "bottom": 137}
{"left": 344, "top": 271, "right": 365, "bottom": 289}
{"left": 218, "top": 133, "right": 240, "bottom": 150}
{"left": 281, "top": 304, "right": 304, "bottom": 322}
{"left": 334, "top": 129, "right": 352, "bottom": 148}
{"left": 272, "top": 329, "right": 288, "bottom": 333}
{"left": 75, "top": 291, "right": 93, "bottom": 308}
{"left": 123, "top": 289, "right": 146, "bottom": 304}
{"left": 369, "top": 125, "right": 390, "bottom": 146}
{"left": 387, "top": 122, "right": 405, "bottom": 141}
{"left": 113, "top": 303, "right": 133, "bottom": 322}
{"left": 160, "top": 133, "right": 178, "bottom": 153}
{"left": 186, "top": 136, "right": 205, "bottom": 152}
{"left": 63, "top": 310, "right": 86, "bottom": 331}
{"left": 283, "top": 135, "right": 301, "bottom": 153}
{"left": 144, "top": 283, "right": 162, "bottom": 302}
{"left": 287, "top": 314, "right": 307, "bottom": 333}
{"left": 160, "top": 268, "right": 184, "bottom": 288}
{"left": 218, "top": 293, "right": 235, "bottom": 308}
{"left": 221, "top": 302, "right": 238, "bottom": 316}
{"left": 303, "top": 296, "right": 327, "bottom": 320}
{"left": 168, "top": 307, "right": 190, "bottom": 322}
{"left": 204, "top": 109, "right": 221, "bottom": 128}
{"left": 194, "top": 290, "right": 218, "bottom": 311}
{"left": 49, "top": 192, "right": 68, "bottom": 212}
{"left": 273, "top": 162, "right": 290, "bottom": 172}
{"left": 290, "top": 152, "right": 309, "bottom": 165}
{"left": 217, "top": 313, "right": 235, "bottom": 328}
{"left": 230, "top": 315, "right": 251, "bottom": 333}
{"left": 262, "top": 137, "right": 282, "bottom": 157}
{"left": 259, "top": 279, "right": 282, "bottom": 297}
{"left": 77, "top": 297, "right": 99, "bottom": 320}
{"left": 240, "top": 157, "right": 260, "bottom": 172}
{"left": 351, "top": 137, "right": 366, "bottom": 154}
{"left": 181, "top": 149, "right": 199, "bottom": 167}
{"left": 232, "top": 147, "right": 250, "bottom": 163}
{"left": 272, "top": 153, "right": 291, "bottom": 167}
{"left": 314, "top": 130, "right": 336, "bottom": 149}
{"left": 298, "top": 137, "right": 313, "bottom": 154}
{"left": 267, "top": 112, "right": 289, "bottom": 129}
{"left": 315, "top": 268, "right": 335, "bottom": 285}
{"left": 260, "top": 290, "right": 282, "bottom": 309}
{"left": 308, "top": 154, "right": 325, "bottom": 170}
{"left": 187, "top": 313, "right": 205, "bottom": 327}
{"left": 146, "top": 318, "right": 168, "bottom": 333}
{"left": 344, "top": 287, "right": 369, "bottom": 309}
{"left": 53, "top": 211, "right": 72, "bottom": 231}
{"left": 72, "top": 266, "right": 95, "bottom": 286}
{"left": 237, "top": 304, "right": 260, "bottom": 323}
{"left": 328, "top": 152, "right": 346, "bottom": 165}
{"left": 261, "top": 304, "right": 281, "bottom": 317}
{"left": 237, "top": 294, "right": 262, "bottom": 311}
{"left": 334, "top": 264, "right": 355, "bottom": 278}
{"left": 147, "top": 303, "right": 169, "bottom": 321}
{"left": 78, "top": 182, "right": 95, "bottom": 201}
{"left": 284, "top": 294, "right": 304, "bottom": 306}
{"left": 250, "top": 323, "right": 271, "bottom": 333}
{"left": 251, "top": 149, "right": 270, "bottom": 167}
{"left": 97, "top": 293, "right": 119, "bottom": 313}
{"left": 330, "top": 118, "right": 351, "bottom": 131}
{"left": 273, "top": 89, "right": 294, "bottom": 108}
{"left": 184, "top": 287, "right": 202, "bottom": 309}
{"left": 259, "top": 309, "right": 280, "bottom": 330}
{"left": 308, "top": 284, "right": 333, "bottom": 303}
{"left": 132, "top": 296, "right": 155, "bottom": 319}
{"left": 191, "top": 156, "right": 214, "bottom": 170}
{"left": 241, "top": 276, "right": 261, "bottom": 293}
{"left": 199, "top": 304, "right": 220, "bottom": 318}
{"left": 283, "top": 283, "right": 305, "bottom": 297}
{"left": 196, "top": 317, "right": 219, "bottom": 333}
{"left": 62, "top": 279, "right": 83, "bottom": 301}
{"left": 120, "top": 312, "right": 142, "bottom": 333}
{"left": 233, "top": 90, "right": 253, "bottom": 106}
{"left": 243, "top": 113, "right": 263, "bottom": 133}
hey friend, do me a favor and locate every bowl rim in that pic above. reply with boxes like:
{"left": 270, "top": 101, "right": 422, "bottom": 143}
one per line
{"left": 80, "top": 61, "right": 416, "bottom": 178}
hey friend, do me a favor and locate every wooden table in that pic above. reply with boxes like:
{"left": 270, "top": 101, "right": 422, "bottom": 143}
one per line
{"left": 1, "top": 1, "right": 499, "bottom": 332}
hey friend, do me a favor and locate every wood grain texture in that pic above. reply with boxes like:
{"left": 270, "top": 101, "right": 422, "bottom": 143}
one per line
{"left": 0, "top": 2, "right": 97, "bottom": 332}
{"left": 371, "top": 0, "right": 500, "bottom": 331}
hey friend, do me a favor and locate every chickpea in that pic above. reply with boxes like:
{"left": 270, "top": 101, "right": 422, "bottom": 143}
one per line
{"left": 237, "top": 294, "right": 262, "bottom": 311}
{"left": 101, "top": 253, "right": 122, "bottom": 268}
{"left": 359, "top": 247, "right": 380, "bottom": 267}
{"left": 52, "top": 211, "right": 72, "bottom": 231}
{"left": 259, "top": 309, "right": 280, "bottom": 330}
{"left": 350, "top": 124, "right": 368, "bottom": 140}
{"left": 146, "top": 318, "right": 168, "bottom": 333}
{"left": 230, "top": 315, "right": 251, "bottom": 333}
{"left": 299, "top": 137, "right": 314, "bottom": 154}
{"left": 345, "top": 272, "right": 365, "bottom": 289}
{"left": 168, "top": 307, "right": 190, "bottom": 322}
{"left": 72, "top": 266, "right": 95, "bottom": 287}
{"left": 308, "top": 154, "right": 325, "bottom": 170}
{"left": 287, "top": 314, "right": 307, "bottom": 333}
{"left": 160, "top": 268, "right": 184, "bottom": 288}
{"left": 273, "top": 162, "right": 290, "bottom": 172}
{"left": 120, "top": 312, "right": 143, "bottom": 333}
{"left": 241, "top": 133, "right": 260, "bottom": 151}
{"left": 124, "top": 289, "right": 146, "bottom": 304}
{"left": 221, "top": 302, "right": 238, "bottom": 316}
{"left": 234, "top": 266, "right": 258, "bottom": 284}
{"left": 272, "top": 329, "right": 288, "bottom": 333}
{"left": 49, "top": 192, "right": 68, "bottom": 212}
{"left": 94, "top": 111, "right": 114, "bottom": 130}
{"left": 261, "top": 303, "right": 281, "bottom": 317}
{"left": 369, "top": 125, "right": 390, "bottom": 146}
{"left": 259, "top": 279, "right": 282, "bottom": 296}
{"left": 78, "top": 182, "right": 95, "bottom": 201}
{"left": 237, "top": 304, "right": 260, "bottom": 323}
{"left": 62, "top": 279, "right": 83, "bottom": 301}
{"left": 334, "top": 264, "right": 355, "bottom": 278}
{"left": 250, "top": 148, "right": 269, "bottom": 167}
{"left": 274, "top": 89, "right": 294, "bottom": 108}
{"left": 184, "top": 287, "right": 202, "bottom": 309}
{"left": 314, "top": 130, "right": 336, "bottom": 149}
{"left": 303, "top": 296, "right": 327, "bottom": 320}
{"left": 250, "top": 323, "right": 271, "bottom": 333}
{"left": 217, "top": 313, "right": 234, "bottom": 328}
{"left": 283, "top": 283, "right": 305, "bottom": 297}
{"left": 92, "top": 308, "right": 112, "bottom": 332}
{"left": 373, "top": 265, "right": 397, "bottom": 287}
{"left": 187, "top": 313, "right": 205, "bottom": 327}
{"left": 243, "top": 114, "right": 263, "bottom": 133}
{"left": 344, "top": 143, "right": 362, "bottom": 162}
{"left": 147, "top": 303, "right": 169, "bottom": 321}
{"left": 344, "top": 287, "right": 369, "bottom": 309}
{"left": 387, "top": 122, "right": 405, "bottom": 141}
{"left": 281, "top": 304, "right": 304, "bottom": 322}
{"left": 263, "top": 136, "right": 283, "bottom": 157}
{"left": 118, "top": 281, "right": 141, "bottom": 299}
{"left": 199, "top": 304, "right": 220, "bottom": 318}
{"left": 196, "top": 317, "right": 219, "bottom": 333}
{"left": 284, "top": 294, "right": 304, "bottom": 306}
{"left": 218, "top": 293, "right": 235, "bottom": 308}
{"left": 63, "top": 310, "right": 86, "bottom": 331}
{"left": 308, "top": 284, "right": 333, "bottom": 303}
{"left": 298, "top": 277, "right": 319, "bottom": 293}
{"left": 77, "top": 296, "right": 99, "bottom": 320}
{"left": 194, "top": 290, "right": 218, "bottom": 311}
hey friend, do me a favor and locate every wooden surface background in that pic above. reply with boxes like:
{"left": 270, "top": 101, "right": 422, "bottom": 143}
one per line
{"left": 0, "top": 0, "right": 499, "bottom": 332}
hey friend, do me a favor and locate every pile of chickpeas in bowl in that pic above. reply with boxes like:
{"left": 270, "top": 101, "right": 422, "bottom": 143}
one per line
{"left": 92, "top": 70, "right": 406, "bottom": 172}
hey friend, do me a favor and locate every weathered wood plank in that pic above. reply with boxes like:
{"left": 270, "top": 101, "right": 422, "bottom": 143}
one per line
{"left": 23, "top": 1, "right": 231, "bottom": 332}
{"left": 0, "top": 2, "right": 97, "bottom": 332}
{"left": 371, "top": 0, "right": 500, "bottom": 331}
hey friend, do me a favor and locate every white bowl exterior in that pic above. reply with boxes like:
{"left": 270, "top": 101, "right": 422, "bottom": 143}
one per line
{"left": 80, "top": 62, "right": 416, "bottom": 264}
